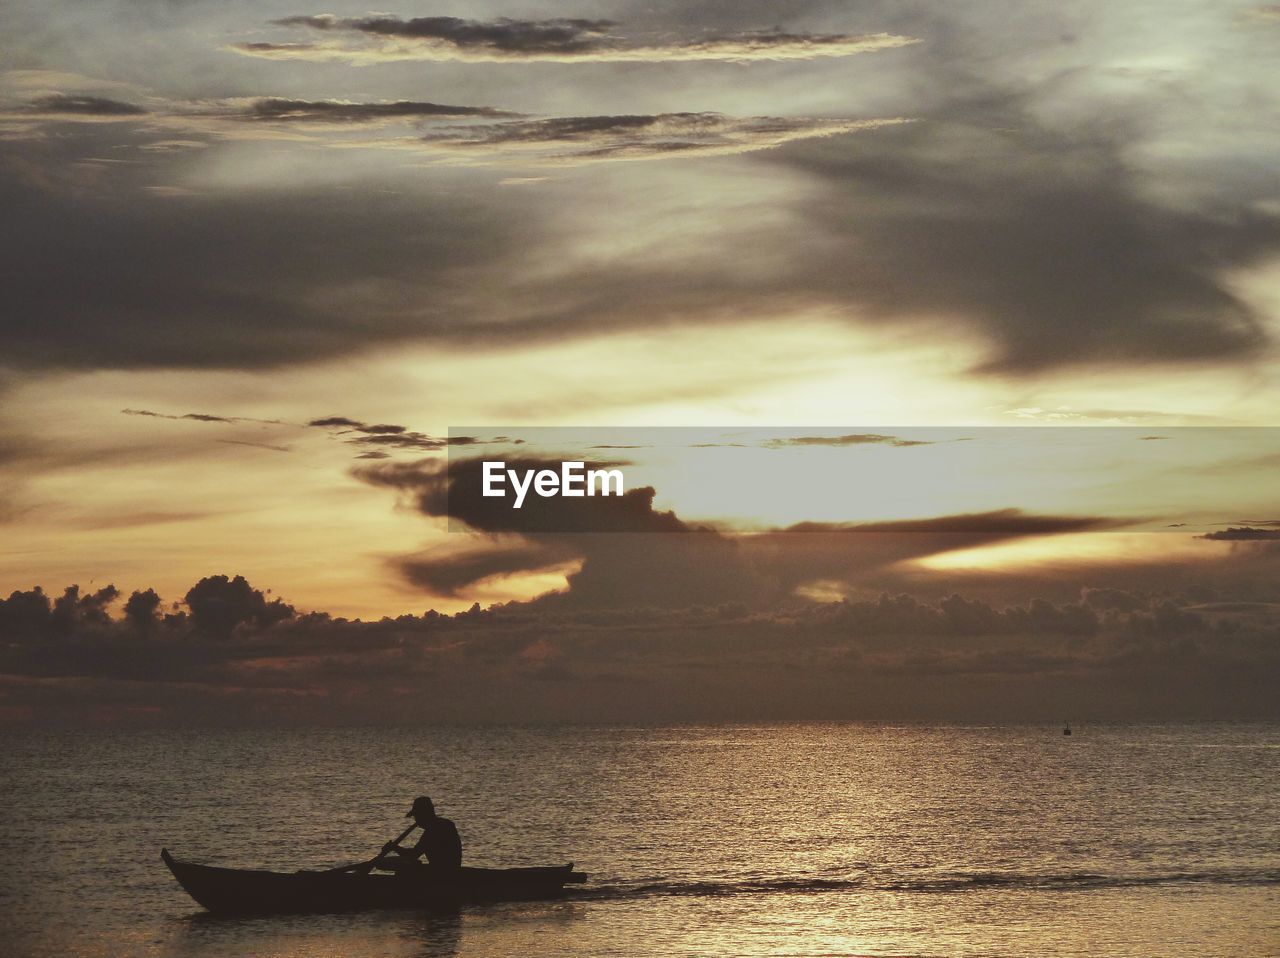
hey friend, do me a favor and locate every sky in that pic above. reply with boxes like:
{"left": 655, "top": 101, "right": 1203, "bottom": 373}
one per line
{"left": 1, "top": 1, "right": 1279, "bottom": 723}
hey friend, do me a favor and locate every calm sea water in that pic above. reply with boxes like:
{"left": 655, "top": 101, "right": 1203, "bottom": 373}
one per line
{"left": 1, "top": 724, "right": 1277, "bottom": 958}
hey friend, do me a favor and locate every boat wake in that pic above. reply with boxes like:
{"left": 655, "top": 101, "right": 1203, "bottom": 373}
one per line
{"left": 573, "top": 866, "right": 1280, "bottom": 901}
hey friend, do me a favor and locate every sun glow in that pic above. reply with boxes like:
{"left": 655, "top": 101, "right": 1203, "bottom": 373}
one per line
{"left": 911, "top": 531, "right": 1231, "bottom": 572}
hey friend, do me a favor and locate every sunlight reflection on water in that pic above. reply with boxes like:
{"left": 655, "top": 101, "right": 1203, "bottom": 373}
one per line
{"left": 2, "top": 723, "right": 1277, "bottom": 957}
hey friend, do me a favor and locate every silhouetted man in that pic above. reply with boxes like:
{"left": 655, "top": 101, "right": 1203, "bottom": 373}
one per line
{"left": 380, "top": 796, "right": 462, "bottom": 874}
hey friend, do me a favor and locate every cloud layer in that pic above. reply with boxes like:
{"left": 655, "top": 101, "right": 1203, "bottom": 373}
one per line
{"left": 413, "top": 113, "right": 906, "bottom": 165}
{"left": 769, "top": 103, "right": 1278, "bottom": 373}
{"left": 0, "top": 90, "right": 517, "bottom": 132}
{"left": 19, "top": 93, "right": 148, "bottom": 117}
{"left": 3, "top": 571, "right": 1277, "bottom": 724}
{"left": 1, "top": 84, "right": 898, "bottom": 167}
{"left": 351, "top": 454, "right": 1139, "bottom": 609}
{"left": 5, "top": 2, "right": 1274, "bottom": 377}
{"left": 244, "top": 97, "right": 516, "bottom": 122}
{"left": 234, "top": 15, "right": 918, "bottom": 64}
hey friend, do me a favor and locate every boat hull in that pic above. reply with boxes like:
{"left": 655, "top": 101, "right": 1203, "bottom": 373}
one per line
{"left": 161, "top": 849, "right": 586, "bottom": 915}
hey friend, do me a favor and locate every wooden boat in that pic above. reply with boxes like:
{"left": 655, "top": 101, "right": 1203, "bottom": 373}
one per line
{"left": 161, "top": 848, "right": 587, "bottom": 915}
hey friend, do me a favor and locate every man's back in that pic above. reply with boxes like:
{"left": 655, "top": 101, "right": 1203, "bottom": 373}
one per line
{"left": 418, "top": 815, "right": 462, "bottom": 870}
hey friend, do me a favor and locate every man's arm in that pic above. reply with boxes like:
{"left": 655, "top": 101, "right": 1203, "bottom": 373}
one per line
{"left": 379, "top": 831, "right": 423, "bottom": 860}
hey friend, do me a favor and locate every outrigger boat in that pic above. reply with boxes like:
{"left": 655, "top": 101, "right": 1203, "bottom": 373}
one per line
{"left": 161, "top": 849, "right": 587, "bottom": 915}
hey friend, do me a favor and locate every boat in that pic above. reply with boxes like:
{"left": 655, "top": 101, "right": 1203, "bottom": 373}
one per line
{"left": 161, "top": 848, "right": 587, "bottom": 915}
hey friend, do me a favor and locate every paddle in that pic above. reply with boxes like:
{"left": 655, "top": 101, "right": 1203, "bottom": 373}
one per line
{"left": 320, "top": 821, "right": 418, "bottom": 876}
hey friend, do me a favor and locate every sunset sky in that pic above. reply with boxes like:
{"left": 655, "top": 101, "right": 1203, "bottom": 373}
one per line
{"left": 2, "top": 1, "right": 1279, "bottom": 722}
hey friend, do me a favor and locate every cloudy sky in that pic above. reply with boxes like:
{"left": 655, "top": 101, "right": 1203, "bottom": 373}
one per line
{"left": 1, "top": 1, "right": 1278, "bottom": 722}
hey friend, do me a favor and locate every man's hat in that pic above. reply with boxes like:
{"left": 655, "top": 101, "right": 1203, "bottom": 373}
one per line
{"left": 406, "top": 796, "right": 434, "bottom": 818}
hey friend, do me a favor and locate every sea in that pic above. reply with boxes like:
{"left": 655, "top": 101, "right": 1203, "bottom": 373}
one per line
{"left": 1, "top": 723, "right": 1277, "bottom": 958}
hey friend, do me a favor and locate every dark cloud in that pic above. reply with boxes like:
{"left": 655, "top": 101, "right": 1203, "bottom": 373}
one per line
{"left": 354, "top": 457, "right": 1131, "bottom": 609}
{"left": 416, "top": 113, "right": 904, "bottom": 165}
{"left": 272, "top": 14, "right": 618, "bottom": 54}
{"left": 307, "top": 417, "right": 510, "bottom": 456}
{"left": 763, "top": 433, "right": 942, "bottom": 448}
{"left": 215, "top": 438, "right": 291, "bottom": 453}
{"left": 244, "top": 97, "right": 517, "bottom": 122}
{"left": 21, "top": 93, "right": 148, "bottom": 117}
{"left": 236, "top": 41, "right": 316, "bottom": 55}
{"left": 119, "top": 411, "right": 292, "bottom": 449}
{"left": 357, "top": 456, "right": 763, "bottom": 606}
{"left": 0, "top": 164, "right": 541, "bottom": 370}
{"left": 395, "top": 541, "right": 578, "bottom": 597}
{"left": 120, "top": 407, "right": 288, "bottom": 425}
{"left": 309, "top": 417, "right": 442, "bottom": 448}
{"left": 4, "top": 88, "right": 516, "bottom": 132}
{"left": 350, "top": 433, "right": 447, "bottom": 451}
{"left": 122, "top": 587, "right": 161, "bottom": 632}
{"left": 309, "top": 417, "right": 427, "bottom": 437}
{"left": 353, "top": 424, "right": 407, "bottom": 435}
{"left": 759, "top": 71, "right": 1279, "bottom": 375}
{"left": 0, "top": 584, "right": 119, "bottom": 641}
{"left": 184, "top": 574, "right": 293, "bottom": 638}
{"left": 357, "top": 456, "right": 684, "bottom": 536}
{"left": 308, "top": 416, "right": 364, "bottom": 429}
{"left": 1200, "top": 527, "right": 1280, "bottom": 541}
{"left": 240, "top": 16, "right": 915, "bottom": 63}
{"left": 123, "top": 408, "right": 233, "bottom": 424}
{"left": 1, "top": 575, "right": 1276, "bottom": 724}
{"left": 119, "top": 410, "right": 507, "bottom": 458}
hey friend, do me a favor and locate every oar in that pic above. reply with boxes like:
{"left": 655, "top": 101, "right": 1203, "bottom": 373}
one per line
{"left": 320, "top": 821, "right": 418, "bottom": 876}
